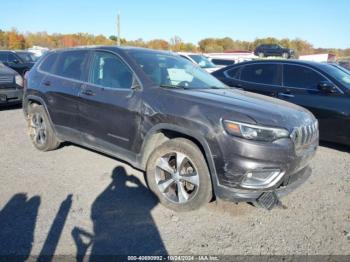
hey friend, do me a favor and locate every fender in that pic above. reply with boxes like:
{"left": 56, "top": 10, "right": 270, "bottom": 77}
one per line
{"left": 23, "top": 94, "right": 57, "bottom": 135}
{"left": 138, "top": 123, "right": 219, "bottom": 187}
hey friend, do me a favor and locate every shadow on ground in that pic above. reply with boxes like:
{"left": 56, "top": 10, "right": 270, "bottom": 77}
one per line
{"left": 0, "top": 104, "right": 22, "bottom": 112}
{"left": 320, "top": 141, "right": 350, "bottom": 153}
{"left": 0, "top": 193, "right": 73, "bottom": 261}
{"left": 72, "top": 166, "right": 167, "bottom": 260}
{"left": 0, "top": 193, "right": 40, "bottom": 260}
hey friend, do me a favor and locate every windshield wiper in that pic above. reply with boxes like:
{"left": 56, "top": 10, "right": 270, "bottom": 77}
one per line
{"left": 159, "top": 84, "right": 189, "bottom": 89}
{"left": 208, "top": 86, "right": 227, "bottom": 89}
{"left": 194, "top": 86, "right": 228, "bottom": 90}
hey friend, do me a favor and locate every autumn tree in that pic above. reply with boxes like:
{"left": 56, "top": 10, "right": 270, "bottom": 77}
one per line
{"left": 7, "top": 29, "right": 26, "bottom": 49}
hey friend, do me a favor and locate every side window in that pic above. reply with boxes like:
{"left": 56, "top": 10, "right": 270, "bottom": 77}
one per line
{"left": 8, "top": 53, "right": 19, "bottom": 63}
{"left": 54, "top": 51, "right": 89, "bottom": 81}
{"left": 241, "top": 64, "right": 281, "bottom": 85}
{"left": 0, "top": 53, "right": 7, "bottom": 62}
{"left": 39, "top": 53, "right": 59, "bottom": 73}
{"left": 89, "top": 51, "right": 133, "bottom": 89}
{"left": 225, "top": 67, "right": 241, "bottom": 79}
{"left": 283, "top": 65, "right": 326, "bottom": 89}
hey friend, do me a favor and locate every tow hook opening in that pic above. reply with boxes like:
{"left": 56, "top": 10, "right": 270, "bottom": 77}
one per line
{"left": 256, "top": 192, "right": 286, "bottom": 210}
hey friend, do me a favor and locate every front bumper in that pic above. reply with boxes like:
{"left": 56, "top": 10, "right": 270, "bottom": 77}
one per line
{"left": 0, "top": 87, "right": 23, "bottom": 105}
{"left": 211, "top": 135, "right": 317, "bottom": 203}
{"left": 215, "top": 165, "right": 312, "bottom": 203}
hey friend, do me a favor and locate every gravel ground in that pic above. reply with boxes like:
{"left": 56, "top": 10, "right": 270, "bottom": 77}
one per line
{"left": 0, "top": 106, "right": 349, "bottom": 258}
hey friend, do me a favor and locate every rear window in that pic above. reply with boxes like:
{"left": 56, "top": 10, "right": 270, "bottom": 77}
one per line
{"left": 39, "top": 53, "right": 59, "bottom": 73}
{"left": 53, "top": 51, "right": 89, "bottom": 81}
{"left": 241, "top": 64, "right": 281, "bottom": 85}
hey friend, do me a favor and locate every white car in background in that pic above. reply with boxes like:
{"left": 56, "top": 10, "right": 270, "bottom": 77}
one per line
{"left": 27, "top": 46, "right": 50, "bottom": 59}
{"left": 177, "top": 52, "right": 221, "bottom": 73}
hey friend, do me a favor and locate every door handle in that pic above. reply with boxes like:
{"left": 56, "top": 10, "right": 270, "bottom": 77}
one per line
{"left": 278, "top": 92, "right": 295, "bottom": 98}
{"left": 43, "top": 80, "right": 51, "bottom": 87}
{"left": 81, "top": 89, "right": 95, "bottom": 96}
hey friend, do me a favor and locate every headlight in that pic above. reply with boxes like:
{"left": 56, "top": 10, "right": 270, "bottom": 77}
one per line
{"left": 222, "top": 120, "right": 290, "bottom": 142}
{"left": 15, "top": 74, "right": 23, "bottom": 87}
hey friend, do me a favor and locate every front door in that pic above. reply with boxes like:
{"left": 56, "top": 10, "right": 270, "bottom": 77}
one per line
{"left": 78, "top": 50, "right": 142, "bottom": 156}
{"left": 278, "top": 64, "right": 348, "bottom": 143}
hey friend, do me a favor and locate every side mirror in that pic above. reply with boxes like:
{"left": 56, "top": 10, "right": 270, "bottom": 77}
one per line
{"left": 12, "top": 59, "right": 20, "bottom": 64}
{"left": 318, "top": 81, "right": 337, "bottom": 94}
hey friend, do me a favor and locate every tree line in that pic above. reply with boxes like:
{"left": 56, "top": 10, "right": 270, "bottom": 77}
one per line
{"left": 0, "top": 29, "right": 349, "bottom": 58}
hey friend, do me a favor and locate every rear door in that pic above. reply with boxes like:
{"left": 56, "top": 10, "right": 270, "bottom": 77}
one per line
{"left": 78, "top": 50, "right": 142, "bottom": 154}
{"left": 39, "top": 50, "right": 90, "bottom": 140}
{"left": 278, "top": 64, "right": 347, "bottom": 142}
{"left": 237, "top": 63, "right": 283, "bottom": 96}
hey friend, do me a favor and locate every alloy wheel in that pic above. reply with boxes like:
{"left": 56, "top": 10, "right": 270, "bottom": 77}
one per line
{"left": 155, "top": 152, "right": 200, "bottom": 204}
{"left": 29, "top": 113, "right": 47, "bottom": 145}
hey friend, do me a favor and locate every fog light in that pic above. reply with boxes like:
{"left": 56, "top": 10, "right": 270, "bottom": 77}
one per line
{"left": 241, "top": 169, "right": 283, "bottom": 189}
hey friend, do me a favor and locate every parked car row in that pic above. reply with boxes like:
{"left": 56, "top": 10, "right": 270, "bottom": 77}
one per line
{"left": 23, "top": 46, "right": 318, "bottom": 211}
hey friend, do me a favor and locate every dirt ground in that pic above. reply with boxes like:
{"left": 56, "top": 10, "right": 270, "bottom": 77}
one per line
{"left": 0, "top": 106, "right": 349, "bottom": 259}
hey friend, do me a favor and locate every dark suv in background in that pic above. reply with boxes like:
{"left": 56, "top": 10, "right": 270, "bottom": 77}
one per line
{"left": 0, "top": 50, "right": 36, "bottom": 76}
{"left": 23, "top": 46, "right": 318, "bottom": 211}
{"left": 0, "top": 62, "right": 24, "bottom": 106}
{"left": 212, "top": 60, "right": 350, "bottom": 146}
{"left": 254, "top": 44, "right": 295, "bottom": 58}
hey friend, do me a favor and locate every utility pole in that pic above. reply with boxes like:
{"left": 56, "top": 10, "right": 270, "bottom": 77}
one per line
{"left": 117, "top": 11, "right": 121, "bottom": 46}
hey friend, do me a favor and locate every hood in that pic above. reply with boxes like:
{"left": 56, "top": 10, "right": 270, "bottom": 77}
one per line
{"left": 171, "top": 88, "right": 315, "bottom": 131}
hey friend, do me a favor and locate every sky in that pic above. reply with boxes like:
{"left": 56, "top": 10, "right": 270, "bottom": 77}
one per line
{"left": 0, "top": 0, "right": 349, "bottom": 49}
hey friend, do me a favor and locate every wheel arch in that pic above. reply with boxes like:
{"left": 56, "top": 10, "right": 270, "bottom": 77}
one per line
{"left": 23, "top": 95, "right": 56, "bottom": 133}
{"left": 139, "top": 124, "right": 218, "bottom": 186}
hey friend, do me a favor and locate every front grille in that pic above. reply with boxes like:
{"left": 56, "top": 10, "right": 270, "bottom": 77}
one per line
{"left": 0, "top": 75, "right": 14, "bottom": 84}
{"left": 291, "top": 121, "right": 318, "bottom": 149}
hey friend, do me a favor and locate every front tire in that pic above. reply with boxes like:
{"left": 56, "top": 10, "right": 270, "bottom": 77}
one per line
{"left": 282, "top": 52, "right": 289, "bottom": 59}
{"left": 258, "top": 52, "right": 265, "bottom": 58}
{"left": 146, "top": 138, "right": 212, "bottom": 211}
{"left": 27, "top": 104, "right": 60, "bottom": 151}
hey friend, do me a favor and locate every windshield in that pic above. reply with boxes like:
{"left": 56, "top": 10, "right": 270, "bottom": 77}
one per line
{"left": 129, "top": 51, "right": 226, "bottom": 89}
{"left": 16, "top": 52, "right": 36, "bottom": 62}
{"left": 188, "top": 54, "right": 216, "bottom": 68}
{"left": 322, "top": 64, "right": 350, "bottom": 89}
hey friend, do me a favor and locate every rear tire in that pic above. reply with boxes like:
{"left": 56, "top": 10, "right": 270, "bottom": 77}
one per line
{"left": 27, "top": 104, "right": 60, "bottom": 151}
{"left": 146, "top": 138, "right": 212, "bottom": 212}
